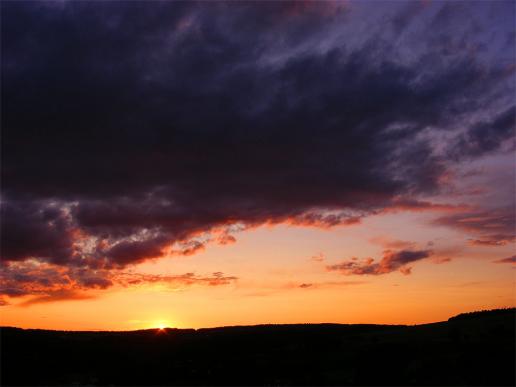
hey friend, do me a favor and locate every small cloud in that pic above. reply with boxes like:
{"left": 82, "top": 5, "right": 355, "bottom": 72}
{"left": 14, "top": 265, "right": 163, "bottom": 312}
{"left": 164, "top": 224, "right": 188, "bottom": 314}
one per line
{"left": 493, "top": 255, "right": 516, "bottom": 264}
{"left": 383, "top": 198, "right": 469, "bottom": 214}
{"left": 287, "top": 212, "right": 362, "bottom": 228}
{"left": 217, "top": 234, "right": 237, "bottom": 245}
{"left": 369, "top": 236, "right": 416, "bottom": 250}
{"left": 19, "top": 290, "right": 97, "bottom": 307}
{"left": 435, "top": 208, "right": 515, "bottom": 247}
{"left": 311, "top": 253, "right": 325, "bottom": 262}
{"left": 399, "top": 266, "right": 412, "bottom": 275}
{"left": 469, "top": 238, "right": 513, "bottom": 247}
{"left": 432, "top": 256, "right": 452, "bottom": 264}
{"left": 115, "top": 271, "right": 238, "bottom": 289}
{"left": 327, "top": 249, "right": 433, "bottom": 276}
{"left": 172, "top": 241, "right": 205, "bottom": 256}
{"left": 292, "top": 281, "right": 366, "bottom": 290}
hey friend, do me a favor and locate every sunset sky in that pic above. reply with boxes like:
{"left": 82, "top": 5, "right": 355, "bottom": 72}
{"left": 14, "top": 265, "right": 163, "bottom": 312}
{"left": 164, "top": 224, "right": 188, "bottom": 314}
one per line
{"left": 1, "top": 0, "right": 515, "bottom": 331}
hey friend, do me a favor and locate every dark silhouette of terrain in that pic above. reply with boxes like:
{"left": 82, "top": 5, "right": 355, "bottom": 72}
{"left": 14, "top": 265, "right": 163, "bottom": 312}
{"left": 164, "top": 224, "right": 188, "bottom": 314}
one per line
{"left": 1, "top": 308, "right": 514, "bottom": 386}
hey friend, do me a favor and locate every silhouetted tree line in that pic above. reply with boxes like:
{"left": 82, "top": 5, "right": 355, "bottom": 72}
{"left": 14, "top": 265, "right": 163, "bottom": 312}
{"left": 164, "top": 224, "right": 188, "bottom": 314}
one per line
{"left": 448, "top": 307, "right": 515, "bottom": 321}
{"left": 1, "top": 309, "right": 514, "bottom": 386}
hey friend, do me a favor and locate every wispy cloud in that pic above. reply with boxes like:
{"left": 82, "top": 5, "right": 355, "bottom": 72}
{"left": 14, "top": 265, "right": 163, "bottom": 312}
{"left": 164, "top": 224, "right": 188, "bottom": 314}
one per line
{"left": 327, "top": 249, "right": 434, "bottom": 276}
{"left": 493, "top": 255, "right": 516, "bottom": 264}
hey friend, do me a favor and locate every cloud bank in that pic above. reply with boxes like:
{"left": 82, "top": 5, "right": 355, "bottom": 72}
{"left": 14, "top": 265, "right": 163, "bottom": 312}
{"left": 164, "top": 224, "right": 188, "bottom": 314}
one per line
{"left": 1, "top": 1, "right": 514, "bottom": 300}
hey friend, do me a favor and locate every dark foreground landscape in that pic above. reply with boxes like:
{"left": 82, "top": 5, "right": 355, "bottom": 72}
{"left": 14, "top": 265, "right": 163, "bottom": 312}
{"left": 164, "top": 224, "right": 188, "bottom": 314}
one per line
{"left": 1, "top": 309, "right": 514, "bottom": 386}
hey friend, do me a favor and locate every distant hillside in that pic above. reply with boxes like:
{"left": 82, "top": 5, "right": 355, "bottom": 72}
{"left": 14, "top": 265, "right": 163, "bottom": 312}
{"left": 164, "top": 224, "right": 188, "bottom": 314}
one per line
{"left": 448, "top": 307, "right": 515, "bottom": 321}
{"left": 1, "top": 309, "right": 514, "bottom": 386}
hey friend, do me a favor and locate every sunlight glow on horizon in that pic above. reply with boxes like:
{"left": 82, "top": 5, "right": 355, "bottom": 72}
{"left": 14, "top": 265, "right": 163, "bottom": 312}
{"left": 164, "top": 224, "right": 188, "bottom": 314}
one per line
{"left": 1, "top": 219, "right": 515, "bottom": 331}
{"left": 151, "top": 320, "right": 172, "bottom": 330}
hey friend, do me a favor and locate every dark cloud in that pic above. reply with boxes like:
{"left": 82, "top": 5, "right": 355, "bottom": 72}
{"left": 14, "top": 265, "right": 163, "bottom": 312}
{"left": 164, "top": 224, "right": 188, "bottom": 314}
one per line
{"left": 173, "top": 240, "right": 206, "bottom": 256}
{"left": 0, "top": 261, "right": 107, "bottom": 300}
{"left": 0, "top": 2, "right": 514, "bottom": 290}
{"left": 493, "top": 255, "right": 516, "bottom": 264}
{"left": 327, "top": 249, "right": 433, "bottom": 276}
{"left": 0, "top": 201, "right": 74, "bottom": 263}
{"left": 448, "top": 106, "right": 516, "bottom": 160}
{"left": 434, "top": 208, "right": 515, "bottom": 247}
{"left": 104, "top": 235, "right": 169, "bottom": 266}
{"left": 390, "top": 1, "right": 427, "bottom": 36}
{"left": 369, "top": 238, "right": 454, "bottom": 265}
{"left": 0, "top": 260, "right": 237, "bottom": 305}
{"left": 71, "top": 268, "right": 113, "bottom": 289}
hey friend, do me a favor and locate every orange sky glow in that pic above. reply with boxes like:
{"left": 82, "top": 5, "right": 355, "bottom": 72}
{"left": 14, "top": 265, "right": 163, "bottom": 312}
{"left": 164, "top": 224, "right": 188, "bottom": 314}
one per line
{"left": 2, "top": 210, "right": 514, "bottom": 330}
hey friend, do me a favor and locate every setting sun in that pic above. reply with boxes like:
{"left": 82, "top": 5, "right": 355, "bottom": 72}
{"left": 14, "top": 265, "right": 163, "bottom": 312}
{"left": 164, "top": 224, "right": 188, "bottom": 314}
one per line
{"left": 153, "top": 321, "right": 170, "bottom": 330}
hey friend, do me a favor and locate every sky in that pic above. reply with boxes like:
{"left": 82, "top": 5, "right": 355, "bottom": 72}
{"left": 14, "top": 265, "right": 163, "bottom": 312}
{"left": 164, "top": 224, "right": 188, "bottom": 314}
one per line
{"left": 0, "top": 0, "right": 515, "bottom": 330}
